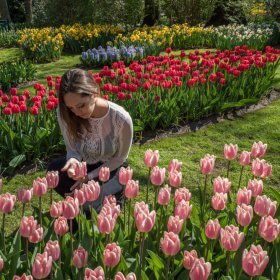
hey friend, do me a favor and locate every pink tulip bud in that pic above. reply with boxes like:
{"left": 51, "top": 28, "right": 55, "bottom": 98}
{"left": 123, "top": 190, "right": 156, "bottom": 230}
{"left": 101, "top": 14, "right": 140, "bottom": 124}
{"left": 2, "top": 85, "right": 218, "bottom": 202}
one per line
{"left": 134, "top": 202, "right": 149, "bottom": 218}
{"left": 158, "top": 185, "right": 171, "bottom": 205}
{"left": 73, "top": 246, "right": 88, "bottom": 268}
{"left": 0, "top": 256, "right": 4, "bottom": 271}
{"left": 13, "top": 274, "right": 33, "bottom": 280}
{"left": 62, "top": 196, "right": 79, "bottom": 220}
{"left": 220, "top": 225, "right": 244, "bottom": 251}
{"left": 115, "top": 272, "right": 125, "bottom": 280}
{"left": 20, "top": 216, "right": 37, "bottom": 238}
{"left": 69, "top": 161, "right": 87, "bottom": 178}
{"left": 213, "top": 176, "right": 231, "bottom": 193}
{"left": 135, "top": 207, "right": 156, "bottom": 233}
{"left": 44, "top": 240, "right": 60, "bottom": 261}
{"left": 84, "top": 266, "right": 105, "bottom": 280}
{"left": 160, "top": 231, "right": 181, "bottom": 256}
{"left": 242, "top": 244, "right": 269, "bottom": 276}
{"left": 0, "top": 192, "right": 16, "bottom": 213}
{"left": 98, "top": 213, "right": 116, "bottom": 234}
{"left": 17, "top": 188, "right": 33, "bottom": 203}
{"left": 169, "top": 171, "right": 182, "bottom": 187}
{"left": 0, "top": 179, "right": 2, "bottom": 189}
{"left": 74, "top": 188, "right": 86, "bottom": 205}
{"left": 46, "top": 171, "right": 59, "bottom": 189}
{"left": 236, "top": 188, "right": 252, "bottom": 205}
{"left": 200, "top": 154, "right": 215, "bottom": 175}
{"left": 254, "top": 195, "right": 277, "bottom": 217}
{"left": 103, "top": 242, "right": 121, "bottom": 268}
{"left": 32, "top": 177, "right": 48, "bottom": 197}
{"left": 50, "top": 201, "right": 63, "bottom": 218}
{"left": 99, "top": 167, "right": 110, "bottom": 182}
{"left": 126, "top": 273, "right": 137, "bottom": 280}
{"left": 103, "top": 195, "right": 117, "bottom": 206}
{"left": 247, "top": 179, "right": 263, "bottom": 197}
{"left": 189, "top": 258, "right": 211, "bottom": 280}
{"left": 54, "top": 216, "right": 69, "bottom": 236}
{"left": 174, "top": 188, "right": 191, "bottom": 204}
{"left": 239, "top": 151, "right": 251, "bottom": 166}
{"left": 224, "top": 143, "right": 238, "bottom": 160}
{"left": 32, "top": 252, "right": 52, "bottom": 279}
{"left": 150, "top": 166, "right": 166, "bottom": 186}
{"left": 144, "top": 149, "right": 159, "bottom": 168}
{"left": 205, "top": 218, "right": 221, "bottom": 239}
{"left": 236, "top": 204, "right": 253, "bottom": 227}
{"left": 183, "top": 250, "right": 198, "bottom": 270}
{"left": 168, "top": 159, "right": 182, "bottom": 173}
{"left": 258, "top": 215, "right": 280, "bottom": 242}
{"left": 28, "top": 224, "right": 44, "bottom": 243}
{"left": 261, "top": 162, "right": 272, "bottom": 178}
{"left": 125, "top": 180, "right": 139, "bottom": 199}
{"left": 175, "top": 200, "right": 192, "bottom": 220}
{"left": 251, "top": 141, "right": 267, "bottom": 158}
{"left": 83, "top": 180, "right": 100, "bottom": 202}
{"left": 119, "top": 167, "right": 133, "bottom": 185}
{"left": 211, "top": 193, "right": 227, "bottom": 211}
{"left": 251, "top": 158, "right": 264, "bottom": 177}
{"left": 167, "top": 215, "right": 184, "bottom": 234}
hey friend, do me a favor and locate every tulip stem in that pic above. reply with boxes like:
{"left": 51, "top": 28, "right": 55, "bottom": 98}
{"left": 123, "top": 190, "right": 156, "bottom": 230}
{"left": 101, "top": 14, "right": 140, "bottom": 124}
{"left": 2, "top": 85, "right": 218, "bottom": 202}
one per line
{"left": 58, "top": 235, "right": 62, "bottom": 268}
{"left": 90, "top": 206, "right": 95, "bottom": 245}
{"left": 26, "top": 238, "right": 29, "bottom": 269}
{"left": 166, "top": 256, "right": 171, "bottom": 280}
{"left": 50, "top": 189, "right": 53, "bottom": 206}
{"left": 123, "top": 187, "right": 126, "bottom": 229}
{"left": 100, "top": 182, "right": 104, "bottom": 206}
{"left": 140, "top": 233, "right": 146, "bottom": 273}
{"left": 226, "top": 161, "right": 231, "bottom": 179}
{"left": 128, "top": 199, "right": 131, "bottom": 235}
{"left": 157, "top": 205, "right": 163, "bottom": 247}
{"left": 22, "top": 203, "right": 26, "bottom": 218}
{"left": 2, "top": 213, "right": 5, "bottom": 254}
{"left": 238, "top": 166, "right": 244, "bottom": 190}
{"left": 203, "top": 175, "right": 208, "bottom": 219}
{"left": 226, "top": 251, "right": 231, "bottom": 276}
{"left": 70, "top": 219, "right": 73, "bottom": 255}
{"left": 205, "top": 239, "right": 211, "bottom": 261}
{"left": 39, "top": 196, "right": 42, "bottom": 226}
{"left": 145, "top": 168, "right": 151, "bottom": 203}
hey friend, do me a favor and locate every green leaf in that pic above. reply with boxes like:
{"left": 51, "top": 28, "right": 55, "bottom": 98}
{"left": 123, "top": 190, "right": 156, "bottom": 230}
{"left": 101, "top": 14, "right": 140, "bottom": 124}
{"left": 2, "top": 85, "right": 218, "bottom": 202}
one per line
{"left": 9, "top": 154, "right": 26, "bottom": 168}
{"left": 146, "top": 250, "right": 165, "bottom": 269}
{"left": 141, "top": 270, "right": 149, "bottom": 280}
{"left": 53, "top": 262, "right": 65, "bottom": 280}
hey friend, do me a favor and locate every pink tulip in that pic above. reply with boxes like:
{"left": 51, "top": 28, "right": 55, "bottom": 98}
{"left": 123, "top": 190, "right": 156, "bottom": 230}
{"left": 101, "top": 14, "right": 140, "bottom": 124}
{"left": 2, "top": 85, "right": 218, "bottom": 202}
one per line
{"left": 189, "top": 258, "right": 211, "bottom": 280}
{"left": 158, "top": 185, "right": 171, "bottom": 205}
{"left": 32, "top": 177, "right": 48, "bottom": 197}
{"left": 119, "top": 167, "right": 133, "bottom": 185}
{"left": 99, "top": 167, "right": 110, "bottom": 182}
{"left": 175, "top": 200, "right": 192, "bottom": 220}
{"left": 183, "top": 250, "right": 198, "bottom": 270}
{"left": 46, "top": 171, "right": 59, "bottom": 189}
{"left": 125, "top": 180, "right": 139, "bottom": 199}
{"left": 247, "top": 179, "right": 263, "bottom": 197}
{"left": 251, "top": 158, "right": 264, "bottom": 177}
{"left": 205, "top": 218, "right": 221, "bottom": 239}
{"left": 126, "top": 273, "right": 137, "bottom": 280}
{"left": 167, "top": 215, "right": 184, "bottom": 234}
{"left": 134, "top": 202, "right": 149, "bottom": 218}
{"left": 44, "top": 240, "right": 60, "bottom": 261}
{"left": 213, "top": 176, "right": 231, "bottom": 193}
{"left": 224, "top": 143, "right": 238, "bottom": 160}
{"left": 169, "top": 171, "right": 182, "bottom": 187}
{"left": 236, "top": 188, "right": 252, "bottom": 205}
{"left": 74, "top": 188, "right": 86, "bottom": 205}
{"left": 236, "top": 204, "right": 253, "bottom": 227}
{"left": 103, "top": 195, "right": 117, "bottom": 206}
{"left": 174, "top": 188, "right": 191, "bottom": 204}
{"left": 258, "top": 215, "right": 280, "bottom": 242}
{"left": 0, "top": 256, "right": 3, "bottom": 271}
{"left": 261, "top": 162, "right": 272, "bottom": 178}
{"left": 103, "top": 242, "right": 121, "bottom": 268}
{"left": 83, "top": 180, "right": 100, "bottom": 202}
{"left": 54, "top": 216, "right": 69, "bottom": 236}
{"left": 220, "top": 225, "right": 244, "bottom": 251}
{"left": 62, "top": 196, "right": 79, "bottom": 220}
{"left": 20, "top": 216, "right": 37, "bottom": 238}
{"left": 168, "top": 159, "right": 182, "bottom": 173}
{"left": 254, "top": 195, "right": 277, "bottom": 217}
{"left": 239, "top": 151, "right": 251, "bottom": 166}
{"left": 150, "top": 166, "right": 166, "bottom": 186}
{"left": 135, "top": 207, "right": 156, "bottom": 233}
{"left": 115, "top": 272, "right": 125, "bottom": 280}
{"left": 84, "top": 266, "right": 105, "bottom": 280}
{"left": 144, "top": 149, "right": 159, "bottom": 168}
{"left": 242, "top": 244, "right": 269, "bottom": 276}
{"left": 17, "top": 188, "right": 33, "bottom": 203}
{"left": 28, "top": 224, "right": 44, "bottom": 243}
{"left": 211, "top": 193, "right": 227, "bottom": 211}
{"left": 50, "top": 201, "right": 63, "bottom": 218}
{"left": 32, "top": 252, "right": 52, "bottom": 279}
{"left": 69, "top": 161, "right": 87, "bottom": 178}
{"left": 0, "top": 192, "right": 16, "bottom": 213}
{"left": 13, "top": 274, "right": 33, "bottom": 280}
{"left": 200, "top": 154, "right": 215, "bottom": 175}
{"left": 251, "top": 141, "right": 267, "bottom": 158}
{"left": 98, "top": 213, "right": 116, "bottom": 234}
{"left": 160, "top": 231, "right": 180, "bottom": 256}
{"left": 73, "top": 246, "right": 88, "bottom": 268}
{"left": 101, "top": 203, "right": 120, "bottom": 220}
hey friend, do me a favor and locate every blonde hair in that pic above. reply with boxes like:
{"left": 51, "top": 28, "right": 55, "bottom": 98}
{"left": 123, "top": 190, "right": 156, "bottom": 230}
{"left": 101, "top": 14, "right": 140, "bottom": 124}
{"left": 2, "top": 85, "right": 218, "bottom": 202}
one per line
{"left": 59, "top": 69, "right": 100, "bottom": 140}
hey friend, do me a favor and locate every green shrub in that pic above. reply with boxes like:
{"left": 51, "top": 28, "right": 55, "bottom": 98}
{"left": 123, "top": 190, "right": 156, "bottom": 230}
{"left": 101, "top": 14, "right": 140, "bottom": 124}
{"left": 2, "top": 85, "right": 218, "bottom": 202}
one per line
{"left": 0, "top": 30, "right": 20, "bottom": 48}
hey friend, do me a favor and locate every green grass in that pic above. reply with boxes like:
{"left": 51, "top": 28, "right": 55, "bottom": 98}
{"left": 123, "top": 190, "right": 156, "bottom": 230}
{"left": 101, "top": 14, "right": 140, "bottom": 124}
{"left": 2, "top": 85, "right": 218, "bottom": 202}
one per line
{"left": 0, "top": 47, "right": 23, "bottom": 64}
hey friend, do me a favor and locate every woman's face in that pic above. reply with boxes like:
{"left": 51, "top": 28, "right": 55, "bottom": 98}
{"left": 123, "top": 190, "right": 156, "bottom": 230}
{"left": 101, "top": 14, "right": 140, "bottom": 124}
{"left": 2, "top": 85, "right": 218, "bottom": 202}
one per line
{"left": 64, "top": 92, "right": 95, "bottom": 119}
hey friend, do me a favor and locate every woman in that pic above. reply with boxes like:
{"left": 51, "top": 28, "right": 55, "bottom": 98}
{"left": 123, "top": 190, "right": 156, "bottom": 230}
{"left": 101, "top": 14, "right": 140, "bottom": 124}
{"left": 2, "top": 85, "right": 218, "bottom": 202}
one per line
{"left": 48, "top": 69, "right": 133, "bottom": 212}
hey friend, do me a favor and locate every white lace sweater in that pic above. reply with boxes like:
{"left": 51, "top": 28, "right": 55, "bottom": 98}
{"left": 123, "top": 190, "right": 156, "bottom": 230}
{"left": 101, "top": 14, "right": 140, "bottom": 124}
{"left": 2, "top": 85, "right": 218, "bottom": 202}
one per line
{"left": 58, "top": 101, "right": 133, "bottom": 180}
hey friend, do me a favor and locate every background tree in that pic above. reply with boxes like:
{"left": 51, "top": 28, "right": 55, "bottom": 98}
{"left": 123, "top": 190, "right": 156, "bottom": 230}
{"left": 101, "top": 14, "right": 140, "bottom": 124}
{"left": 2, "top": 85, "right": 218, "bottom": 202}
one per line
{"left": 0, "top": 0, "right": 11, "bottom": 21}
{"left": 142, "top": 0, "right": 159, "bottom": 26}
{"left": 24, "top": 0, "right": 32, "bottom": 23}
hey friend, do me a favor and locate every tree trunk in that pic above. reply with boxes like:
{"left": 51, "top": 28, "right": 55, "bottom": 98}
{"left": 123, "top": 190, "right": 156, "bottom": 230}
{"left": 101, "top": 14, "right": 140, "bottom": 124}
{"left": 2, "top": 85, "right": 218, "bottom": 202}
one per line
{"left": 0, "top": 0, "right": 11, "bottom": 21}
{"left": 142, "top": 0, "right": 159, "bottom": 26}
{"left": 24, "top": 0, "right": 32, "bottom": 24}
